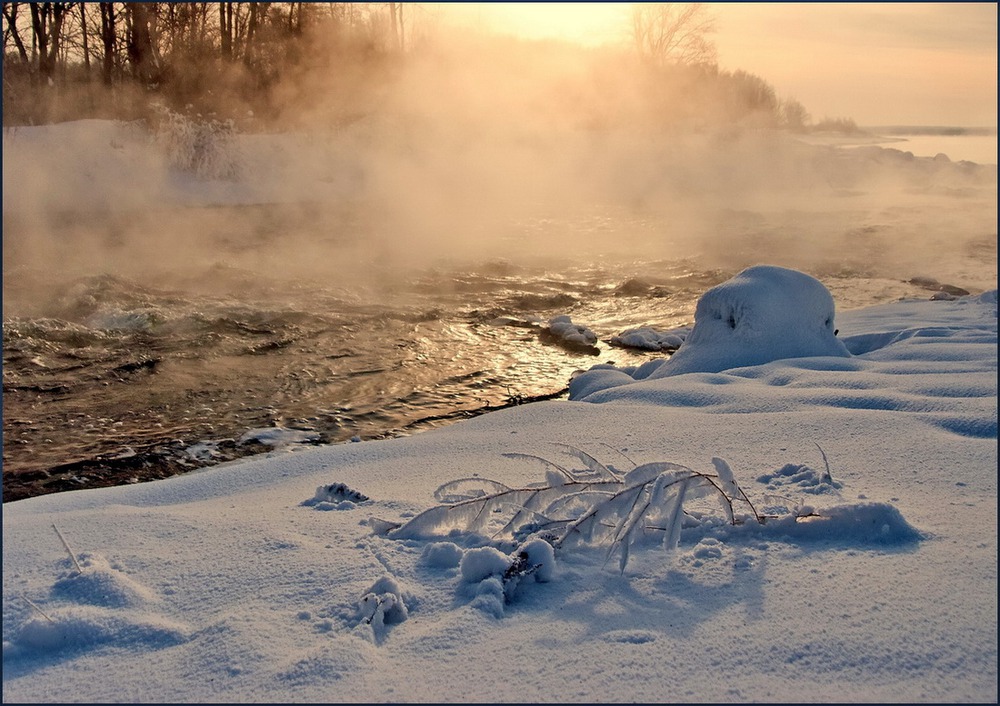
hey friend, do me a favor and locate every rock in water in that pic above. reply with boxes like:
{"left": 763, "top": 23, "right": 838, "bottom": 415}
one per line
{"left": 647, "top": 265, "right": 851, "bottom": 378}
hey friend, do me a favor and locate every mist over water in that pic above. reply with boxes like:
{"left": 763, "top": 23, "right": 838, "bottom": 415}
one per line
{"left": 3, "top": 31, "right": 997, "bottom": 501}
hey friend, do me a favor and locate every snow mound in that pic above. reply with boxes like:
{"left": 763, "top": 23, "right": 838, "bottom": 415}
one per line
{"left": 649, "top": 265, "right": 850, "bottom": 377}
{"left": 460, "top": 547, "right": 512, "bottom": 584}
{"left": 5, "top": 554, "right": 188, "bottom": 660}
{"left": 768, "top": 502, "right": 925, "bottom": 545}
{"left": 5, "top": 606, "right": 190, "bottom": 657}
{"left": 571, "top": 265, "right": 851, "bottom": 399}
{"left": 420, "top": 542, "right": 464, "bottom": 569}
{"left": 51, "top": 553, "right": 158, "bottom": 608}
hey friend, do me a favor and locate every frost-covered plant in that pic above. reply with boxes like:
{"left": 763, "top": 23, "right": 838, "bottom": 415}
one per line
{"left": 302, "top": 482, "right": 370, "bottom": 507}
{"left": 151, "top": 104, "right": 241, "bottom": 179}
{"left": 353, "top": 576, "right": 409, "bottom": 643}
{"left": 386, "top": 444, "right": 765, "bottom": 573}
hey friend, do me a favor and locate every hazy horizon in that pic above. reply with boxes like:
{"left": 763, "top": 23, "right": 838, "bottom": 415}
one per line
{"left": 437, "top": 2, "right": 998, "bottom": 128}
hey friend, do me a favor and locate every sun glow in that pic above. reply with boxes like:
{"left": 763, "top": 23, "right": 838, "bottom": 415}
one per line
{"left": 442, "top": 3, "right": 631, "bottom": 46}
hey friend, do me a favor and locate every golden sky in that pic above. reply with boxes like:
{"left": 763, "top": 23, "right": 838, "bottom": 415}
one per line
{"left": 438, "top": 3, "right": 998, "bottom": 127}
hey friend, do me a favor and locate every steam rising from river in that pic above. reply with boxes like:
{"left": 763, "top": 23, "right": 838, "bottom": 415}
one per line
{"left": 3, "top": 30, "right": 997, "bottom": 314}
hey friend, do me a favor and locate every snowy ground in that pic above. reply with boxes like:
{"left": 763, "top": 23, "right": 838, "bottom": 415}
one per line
{"left": 3, "top": 269, "right": 996, "bottom": 703}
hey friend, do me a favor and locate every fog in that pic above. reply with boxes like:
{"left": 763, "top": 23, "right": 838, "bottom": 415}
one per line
{"left": 4, "top": 28, "right": 997, "bottom": 315}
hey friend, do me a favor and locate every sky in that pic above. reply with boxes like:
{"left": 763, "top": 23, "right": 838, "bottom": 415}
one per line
{"left": 438, "top": 3, "right": 998, "bottom": 127}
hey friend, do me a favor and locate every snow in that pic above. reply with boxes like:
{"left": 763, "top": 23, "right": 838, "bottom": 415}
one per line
{"left": 3, "top": 269, "right": 997, "bottom": 702}
{"left": 609, "top": 325, "right": 688, "bottom": 352}
{"left": 238, "top": 426, "right": 321, "bottom": 447}
{"left": 546, "top": 315, "right": 598, "bottom": 347}
{"left": 641, "top": 265, "right": 849, "bottom": 378}
{"left": 570, "top": 265, "right": 851, "bottom": 399}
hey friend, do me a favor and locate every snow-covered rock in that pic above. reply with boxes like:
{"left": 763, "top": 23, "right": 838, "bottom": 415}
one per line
{"left": 609, "top": 326, "right": 688, "bottom": 352}
{"left": 571, "top": 266, "right": 850, "bottom": 399}
{"left": 650, "top": 265, "right": 850, "bottom": 378}
{"left": 546, "top": 315, "right": 597, "bottom": 347}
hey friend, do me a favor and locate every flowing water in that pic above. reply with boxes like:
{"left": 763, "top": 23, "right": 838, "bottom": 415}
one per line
{"left": 3, "top": 199, "right": 996, "bottom": 502}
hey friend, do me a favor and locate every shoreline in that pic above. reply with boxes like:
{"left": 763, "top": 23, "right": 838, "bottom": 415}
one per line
{"left": 1, "top": 386, "right": 570, "bottom": 504}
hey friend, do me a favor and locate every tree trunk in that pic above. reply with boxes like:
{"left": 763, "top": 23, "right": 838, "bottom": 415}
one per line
{"left": 389, "top": 2, "right": 399, "bottom": 51}
{"left": 29, "top": 3, "right": 51, "bottom": 79}
{"left": 126, "top": 2, "right": 158, "bottom": 84}
{"left": 79, "top": 2, "right": 90, "bottom": 74}
{"left": 397, "top": 2, "right": 404, "bottom": 52}
{"left": 219, "top": 1, "right": 232, "bottom": 60}
{"left": 99, "top": 2, "right": 114, "bottom": 86}
{"left": 243, "top": 1, "right": 257, "bottom": 67}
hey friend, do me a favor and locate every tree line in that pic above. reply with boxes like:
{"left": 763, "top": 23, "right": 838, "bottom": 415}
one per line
{"left": 2, "top": 2, "right": 852, "bottom": 134}
{"left": 2, "top": 2, "right": 409, "bottom": 124}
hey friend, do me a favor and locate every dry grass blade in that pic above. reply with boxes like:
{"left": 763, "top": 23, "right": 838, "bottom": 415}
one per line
{"left": 52, "top": 524, "right": 82, "bottom": 574}
{"left": 22, "top": 595, "right": 55, "bottom": 623}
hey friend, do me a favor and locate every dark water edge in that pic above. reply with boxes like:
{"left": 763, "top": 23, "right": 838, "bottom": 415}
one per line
{"left": 1, "top": 387, "right": 569, "bottom": 503}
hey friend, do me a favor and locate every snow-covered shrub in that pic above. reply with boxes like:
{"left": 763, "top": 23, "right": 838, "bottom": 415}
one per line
{"left": 460, "top": 547, "right": 512, "bottom": 583}
{"left": 152, "top": 104, "right": 241, "bottom": 179}
{"left": 382, "top": 444, "right": 921, "bottom": 577}
{"left": 517, "top": 538, "right": 555, "bottom": 582}
{"left": 457, "top": 540, "right": 556, "bottom": 616}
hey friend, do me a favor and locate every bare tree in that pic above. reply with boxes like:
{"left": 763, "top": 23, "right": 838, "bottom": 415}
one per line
{"left": 29, "top": 2, "right": 75, "bottom": 80}
{"left": 630, "top": 3, "right": 716, "bottom": 68}
{"left": 2, "top": 2, "right": 31, "bottom": 66}
{"left": 780, "top": 97, "right": 811, "bottom": 132}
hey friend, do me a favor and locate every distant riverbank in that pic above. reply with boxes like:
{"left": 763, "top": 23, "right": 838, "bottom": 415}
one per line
{"left": 799, "top": 126, "right": 998, "bottom": 165}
